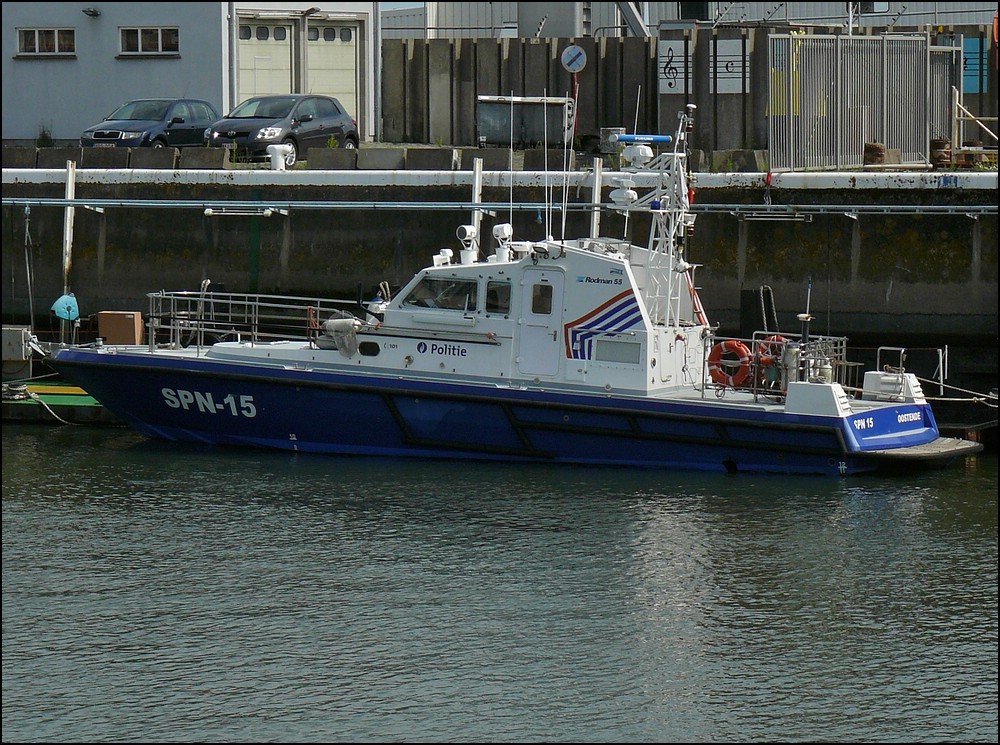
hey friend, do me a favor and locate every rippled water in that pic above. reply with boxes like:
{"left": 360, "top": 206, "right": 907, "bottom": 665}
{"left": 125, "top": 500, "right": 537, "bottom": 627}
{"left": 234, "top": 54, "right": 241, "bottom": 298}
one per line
{"left": 3, "top": 425, "right": 997, "bottom": 743}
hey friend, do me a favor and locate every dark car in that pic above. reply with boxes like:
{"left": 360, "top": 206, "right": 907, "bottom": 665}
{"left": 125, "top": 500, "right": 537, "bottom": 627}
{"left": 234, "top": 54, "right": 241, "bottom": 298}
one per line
{"left": 204, "top": 94, "right": 359, "bottom": 166}
{"left": 80, "top": 98, "right": 220, "bottom": 148}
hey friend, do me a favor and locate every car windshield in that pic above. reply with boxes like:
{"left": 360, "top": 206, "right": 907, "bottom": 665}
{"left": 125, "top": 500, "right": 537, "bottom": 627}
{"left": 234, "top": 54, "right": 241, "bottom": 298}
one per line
{"left": 107, "top": 100, "right": 171, "bottom": 121}
{"left": 227, "top": 98, "right": 296, "bottom": 119}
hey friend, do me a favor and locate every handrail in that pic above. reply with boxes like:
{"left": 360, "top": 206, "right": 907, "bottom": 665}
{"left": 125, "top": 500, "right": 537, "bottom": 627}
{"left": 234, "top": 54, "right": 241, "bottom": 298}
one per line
{"left": 951, "top": 86, "right": 1000, "bottom": 154}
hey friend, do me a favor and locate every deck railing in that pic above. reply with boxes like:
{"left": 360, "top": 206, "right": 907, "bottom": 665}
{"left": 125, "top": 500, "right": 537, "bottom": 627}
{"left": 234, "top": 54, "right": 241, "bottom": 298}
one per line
{"left": 146, "top": 288, "right": 359, "bottom": 352}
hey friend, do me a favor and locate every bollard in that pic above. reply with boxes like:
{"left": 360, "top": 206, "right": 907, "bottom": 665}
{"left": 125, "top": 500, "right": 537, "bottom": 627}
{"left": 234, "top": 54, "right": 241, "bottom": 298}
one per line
{"left": 266, "top": 143, "right": 294, "bottom": 170}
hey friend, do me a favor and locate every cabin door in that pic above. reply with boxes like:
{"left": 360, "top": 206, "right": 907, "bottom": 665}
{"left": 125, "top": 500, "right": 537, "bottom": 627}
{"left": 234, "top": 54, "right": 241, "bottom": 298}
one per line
{"left": 517, "top": 269, "right": 564, "bottom": 377}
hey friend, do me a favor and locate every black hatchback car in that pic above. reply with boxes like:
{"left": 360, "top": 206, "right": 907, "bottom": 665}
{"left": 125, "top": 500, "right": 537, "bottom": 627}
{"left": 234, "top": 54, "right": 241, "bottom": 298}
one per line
{"left": 80, "top": 98, "right": 220, "bottom": 148}
{"left": 204, "top": 94, "right": 359, "bottom": 166}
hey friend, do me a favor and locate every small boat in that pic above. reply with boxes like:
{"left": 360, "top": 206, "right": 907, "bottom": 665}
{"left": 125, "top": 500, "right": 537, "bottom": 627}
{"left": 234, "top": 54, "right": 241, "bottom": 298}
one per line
{"left": 47, "top": 109, "right": 983, "bottom": 475}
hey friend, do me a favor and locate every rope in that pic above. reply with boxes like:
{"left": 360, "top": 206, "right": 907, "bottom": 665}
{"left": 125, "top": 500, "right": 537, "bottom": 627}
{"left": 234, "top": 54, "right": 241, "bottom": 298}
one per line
{"left": 757, "top": 284, "right": 779, "bottom": 334}
{"left": 914, "top": 375, "right": 999, "bottom": 403}
{"left": 923, "top": 395, "right": 997, "bottom": 408}
{"left": 2, "top": 383, "right": 76, "bottom": 425}
{"left": 841, "top": 380, "right": 998, "bottom": 409}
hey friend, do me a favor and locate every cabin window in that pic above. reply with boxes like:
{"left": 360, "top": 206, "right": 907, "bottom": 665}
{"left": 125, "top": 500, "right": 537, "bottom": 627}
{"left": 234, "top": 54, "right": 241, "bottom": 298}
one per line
{"left": 595, "top": 339, "right": 641, "bottom": 364}
{"left": 485, "top": 281, "right": 511, "bottom": 314}
{"left": 403, "top": 277, "right": 478, "bottom": 311}
{"left": 531, "top": 284, "right": 553, "bottom": 315}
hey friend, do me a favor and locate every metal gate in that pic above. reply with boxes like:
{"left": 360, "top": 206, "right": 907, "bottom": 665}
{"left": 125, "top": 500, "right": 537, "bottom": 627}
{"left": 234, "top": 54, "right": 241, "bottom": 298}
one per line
{"left": 768, "top": 33, "right": 962, "bottom": 170}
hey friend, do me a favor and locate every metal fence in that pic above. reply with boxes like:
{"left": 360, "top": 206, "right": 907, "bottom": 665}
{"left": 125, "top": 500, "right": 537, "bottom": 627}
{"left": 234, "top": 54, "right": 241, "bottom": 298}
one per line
{"left": 768, "top": 33, "right": 962, "bottom": 170}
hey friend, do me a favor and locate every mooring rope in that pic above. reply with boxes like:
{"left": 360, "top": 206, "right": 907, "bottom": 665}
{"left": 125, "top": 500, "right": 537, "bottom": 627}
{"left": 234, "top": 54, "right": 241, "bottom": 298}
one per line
{"left": 2, "top": 382, "right": 77, "bottom": 425}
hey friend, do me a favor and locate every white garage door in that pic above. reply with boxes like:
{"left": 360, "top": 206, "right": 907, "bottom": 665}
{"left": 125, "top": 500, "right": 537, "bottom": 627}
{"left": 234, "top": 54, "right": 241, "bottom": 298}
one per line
{"left": 238, "top": 24, "right": 293, "bottom": 99}
{"left": 307, "top": 23, "right": 358, "bottom": 120}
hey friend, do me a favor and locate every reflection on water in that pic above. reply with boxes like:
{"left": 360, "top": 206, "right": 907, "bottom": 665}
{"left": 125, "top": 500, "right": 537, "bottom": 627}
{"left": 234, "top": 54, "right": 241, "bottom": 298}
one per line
{"left": 3, "top": 425, "right": 997, "bottom": 742}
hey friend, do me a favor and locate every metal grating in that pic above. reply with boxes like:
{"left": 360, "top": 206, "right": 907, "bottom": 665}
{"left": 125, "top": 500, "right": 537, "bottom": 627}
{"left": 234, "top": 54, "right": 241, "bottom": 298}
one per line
{"left": 768, "top": 33, "right": 962, "bottom": 170}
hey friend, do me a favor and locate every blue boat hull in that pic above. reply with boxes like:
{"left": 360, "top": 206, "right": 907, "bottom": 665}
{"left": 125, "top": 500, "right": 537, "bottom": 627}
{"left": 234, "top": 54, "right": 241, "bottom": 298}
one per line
{"left": 50, "top": 348, "right": 956, "bottom": 476}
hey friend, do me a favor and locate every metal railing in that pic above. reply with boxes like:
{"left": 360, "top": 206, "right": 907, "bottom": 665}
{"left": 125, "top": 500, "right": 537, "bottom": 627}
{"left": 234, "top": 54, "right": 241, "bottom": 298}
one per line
{"left": 704, "top": 330, "right": 864, "bottom": 400}
{"left": 950, "top": 86, "right": 999, "bottom": 165}
{"left": 145, "top": 286, "right": 359, "bottom": 353}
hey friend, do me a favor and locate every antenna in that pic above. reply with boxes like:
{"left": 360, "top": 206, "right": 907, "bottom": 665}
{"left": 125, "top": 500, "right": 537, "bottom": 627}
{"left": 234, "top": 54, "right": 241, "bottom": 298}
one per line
{"left": 543, "top": 90, "right": 551, "bottom": 241}
{"left": 560, "top": 94, "right": 572, "bottom": 241}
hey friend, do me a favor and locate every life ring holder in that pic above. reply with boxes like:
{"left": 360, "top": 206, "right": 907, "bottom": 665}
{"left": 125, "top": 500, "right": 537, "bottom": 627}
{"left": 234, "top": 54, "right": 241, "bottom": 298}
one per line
{"left": 757, "top": 334, "right": 785, "bottom": 390}
{"left": 758, "top": 334, "right": 785, "bottom": 367}
{"left": 708, "top": 340, "right": 752, "bottom": 388}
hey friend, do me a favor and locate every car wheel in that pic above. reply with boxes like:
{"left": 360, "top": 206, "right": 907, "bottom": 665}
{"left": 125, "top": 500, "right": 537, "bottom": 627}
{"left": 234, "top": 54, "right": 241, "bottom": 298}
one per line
{"left": 282, "top": 139, "right": 297, "bottom": 167}
{"left": 344, "top": 138, "right": 358, "bottom": 150}
{"left": 151, "top": 139, "right": 167, "bottom": 148}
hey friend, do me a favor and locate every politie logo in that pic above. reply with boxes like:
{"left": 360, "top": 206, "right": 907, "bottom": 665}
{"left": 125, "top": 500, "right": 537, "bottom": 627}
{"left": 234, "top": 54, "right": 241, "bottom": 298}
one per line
{"left": 415, "top": 341, "right": 469, "bottom": 357}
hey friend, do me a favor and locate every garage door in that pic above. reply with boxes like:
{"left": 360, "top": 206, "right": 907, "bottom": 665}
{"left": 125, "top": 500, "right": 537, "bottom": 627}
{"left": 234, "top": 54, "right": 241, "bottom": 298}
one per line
{"left": 238, "top": 24, "right": 293, "bottom": 98}
{"left": 307, "top": 23, "right": 358, "bottom": 120}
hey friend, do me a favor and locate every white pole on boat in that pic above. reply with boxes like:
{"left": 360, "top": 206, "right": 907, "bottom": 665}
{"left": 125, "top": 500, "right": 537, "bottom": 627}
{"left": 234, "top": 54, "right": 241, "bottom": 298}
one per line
{"left": 590, "top": 157, "right": 602, "bottom": 238}
{"left": 543, "top": 91, "right": 551, "bottom": 240}
{"left": 508, "top": 93, "right": 514, "bottom": 225}
{"left": 62, "top": 160, "right": 76, "bottom": 297}
{"left": 798, "top": 275, "right": 813, "bottom": 344}
{"left": 61, "top": 160, "right": 77, "bottom": 344}
{"left": 472, "top": 157, "right": 483, "bottom": 257}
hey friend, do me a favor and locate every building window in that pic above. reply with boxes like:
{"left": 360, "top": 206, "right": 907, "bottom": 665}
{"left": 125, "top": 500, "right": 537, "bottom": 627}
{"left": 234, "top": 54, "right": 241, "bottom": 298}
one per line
{"left": 255, "top": 26, "right": 270, "bottom": 41}
{"left": 340, "top": 27, "right": 352, "bottom": 43}
{"left": 17, "top": 28, "right": 76, "bottom": 55}
{"left": 308, "top": 27, "right": 319, "bottom": 41}
{"left": 274, "top": 26, "right": 287, "bottom": 41}
{"left": 323, "top": 27, "right": 337, "bottom": 42}
{"left": 239, "top": 25, "right": 252, "bottom": 40}
{"left": 120, "top": 27, "right": 179, "bottom": 55}
{"left": 678, "top": 3, "right": 710, "bottom": 21}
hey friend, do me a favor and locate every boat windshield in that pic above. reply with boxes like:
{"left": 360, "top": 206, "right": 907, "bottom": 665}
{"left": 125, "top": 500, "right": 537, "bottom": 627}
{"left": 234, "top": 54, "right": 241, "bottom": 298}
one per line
{"left": 402, "top": 277, "right": 478, "bottom": 311}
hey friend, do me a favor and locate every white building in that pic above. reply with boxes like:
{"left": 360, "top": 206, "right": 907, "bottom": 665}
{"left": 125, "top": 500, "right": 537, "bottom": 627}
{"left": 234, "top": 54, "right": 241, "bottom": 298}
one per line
{"left": 2, "top": 2, "right": 378, "bottom": 146}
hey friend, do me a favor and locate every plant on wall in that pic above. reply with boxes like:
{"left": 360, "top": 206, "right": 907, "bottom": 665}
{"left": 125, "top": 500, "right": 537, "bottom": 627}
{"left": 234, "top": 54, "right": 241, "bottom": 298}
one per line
{"left": 35, "top": 122, "right": 54, "bottom": 148}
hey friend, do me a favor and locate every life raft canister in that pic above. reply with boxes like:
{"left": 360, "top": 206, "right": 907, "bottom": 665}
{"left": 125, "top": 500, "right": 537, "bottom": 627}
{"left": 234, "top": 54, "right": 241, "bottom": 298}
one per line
{"left": 708, "top": 339, "right": 752, "bottom": 387}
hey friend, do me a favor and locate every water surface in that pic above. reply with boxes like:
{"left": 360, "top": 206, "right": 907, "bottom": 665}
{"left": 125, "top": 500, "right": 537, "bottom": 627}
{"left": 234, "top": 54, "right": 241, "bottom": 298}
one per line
{"left": 3, "top": 425, "right": 997, "bottom": 742}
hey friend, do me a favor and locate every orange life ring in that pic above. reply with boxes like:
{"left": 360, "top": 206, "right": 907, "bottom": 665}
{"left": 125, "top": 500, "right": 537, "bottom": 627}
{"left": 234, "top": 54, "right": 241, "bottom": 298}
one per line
{"left": 708, "top": 340, "right": 752, "bottom": 387}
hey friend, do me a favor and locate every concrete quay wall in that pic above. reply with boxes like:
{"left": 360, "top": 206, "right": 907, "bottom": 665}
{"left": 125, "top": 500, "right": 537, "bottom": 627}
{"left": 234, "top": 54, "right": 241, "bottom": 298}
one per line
{"left": 2, "top": 166, "right": 996, "bottom": 354}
